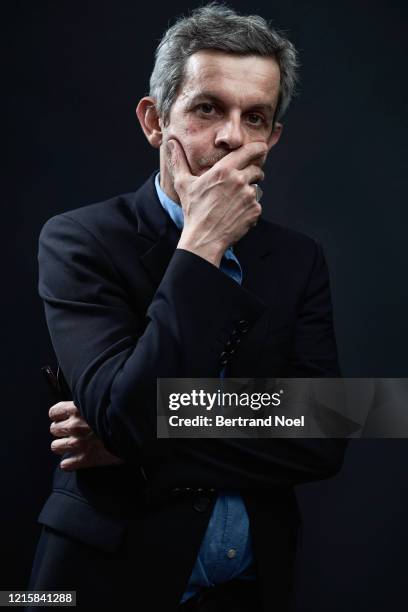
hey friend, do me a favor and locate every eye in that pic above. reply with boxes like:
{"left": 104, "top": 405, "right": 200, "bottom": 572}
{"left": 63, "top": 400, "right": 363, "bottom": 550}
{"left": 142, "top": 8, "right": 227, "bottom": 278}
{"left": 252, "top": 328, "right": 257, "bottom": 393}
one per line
{"left": 247, "top": 113, "right": 265, "bottom": 126}
{"left": 197, "top": 103, "right": 216, "bottom": 115}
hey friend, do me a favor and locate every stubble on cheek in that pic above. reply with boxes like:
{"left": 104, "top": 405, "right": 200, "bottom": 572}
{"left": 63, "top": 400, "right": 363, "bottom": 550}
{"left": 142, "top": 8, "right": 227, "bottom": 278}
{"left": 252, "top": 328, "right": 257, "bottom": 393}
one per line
{"left": 180, "top": 125, "right": 226, "bottom": 174}
{"left": 164, "top": 111, "right": 223, "bottom": 176}
{"left": 178, "top": 123, "right": 203, "bottom": 175}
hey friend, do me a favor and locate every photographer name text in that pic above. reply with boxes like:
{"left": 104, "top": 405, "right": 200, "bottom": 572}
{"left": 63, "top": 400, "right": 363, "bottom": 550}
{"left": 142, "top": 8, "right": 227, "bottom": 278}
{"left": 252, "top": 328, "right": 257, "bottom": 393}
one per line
{"left": 167, "top": 415, "right": 305, "bottom": 428}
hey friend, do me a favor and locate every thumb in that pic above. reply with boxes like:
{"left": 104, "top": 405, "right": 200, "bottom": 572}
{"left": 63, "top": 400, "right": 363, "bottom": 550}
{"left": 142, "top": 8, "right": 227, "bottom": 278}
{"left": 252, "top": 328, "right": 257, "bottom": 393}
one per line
{"left": 167, "top": 138, "right": 191, "bottom": 183}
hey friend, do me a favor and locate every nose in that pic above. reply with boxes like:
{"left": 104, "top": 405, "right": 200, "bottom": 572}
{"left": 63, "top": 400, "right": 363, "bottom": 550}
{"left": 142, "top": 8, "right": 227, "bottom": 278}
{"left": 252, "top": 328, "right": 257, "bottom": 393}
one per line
{"left": 214, "top": 114, "right": 244, "bottom": 150}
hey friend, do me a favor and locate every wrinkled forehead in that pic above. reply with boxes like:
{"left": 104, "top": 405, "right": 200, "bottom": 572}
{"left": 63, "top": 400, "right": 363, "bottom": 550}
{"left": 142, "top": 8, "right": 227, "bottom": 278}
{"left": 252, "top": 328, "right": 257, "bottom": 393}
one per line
{"left": 179, "top": 50, "right": 281, "bottom": 107}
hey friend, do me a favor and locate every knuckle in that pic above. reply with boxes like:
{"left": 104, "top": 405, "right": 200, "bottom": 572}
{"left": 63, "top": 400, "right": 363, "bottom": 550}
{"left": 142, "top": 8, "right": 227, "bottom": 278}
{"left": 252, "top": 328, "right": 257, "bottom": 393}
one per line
{"left": 49, "top": 421, "right": 57, "bottom": 434}
{"left": 234, "top": 173, "right": 246, "bottom": 188}
{"left": 48, "top": 401, "right": 62, "bottom": 418}
{"left": 49, "top": 400, "right": 75, "bottom": 420}
{"left": 253, "top": 142, "right": 268, "bottom": 155}
{"left": 51, "top": 442, "right": 64, "bottom": 455}
{"left": 69, "top": 436, "right": 81, "bottom": 450}
{"left": 69, "top": 416, "right": 81, "bottom": 428}
{"left": 243, "top": 185, "right": 255, "bottom": 201}
{"left": 68, "top": 416, "right": 83, "bottom": 432}
{"left": 173, "top": 176, "right": 183, "bottom": 192}
{"left": 76, "top": 453, "right": 86, "bottom": 464}
{"left": 213, "top": 167, "right": 226, "bottom": 181}
{"left": 249, "top": 204, "right": 261, "bottom": 219}
{"left": 68, "top": 401, "right": 78, "bottom": 414}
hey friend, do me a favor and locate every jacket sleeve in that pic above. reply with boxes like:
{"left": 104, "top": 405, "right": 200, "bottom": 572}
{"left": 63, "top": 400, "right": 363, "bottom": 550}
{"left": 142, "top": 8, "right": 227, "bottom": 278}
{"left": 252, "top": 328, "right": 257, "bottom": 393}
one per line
{"left": 173, "top": 240, "right": 347, "bottom": 486}
{"left": 38, "top": 213, "right": 265, "bottom": 460}
{"left": 39, "top": 213, "right": 346, "bottom": 488}
{"left": 288, "top": 241, "right": 342, "bottom": 378}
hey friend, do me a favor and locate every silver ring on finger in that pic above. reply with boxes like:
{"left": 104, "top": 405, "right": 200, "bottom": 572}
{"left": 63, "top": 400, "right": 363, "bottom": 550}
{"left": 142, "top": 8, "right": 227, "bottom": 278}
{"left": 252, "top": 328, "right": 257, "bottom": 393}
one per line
{"left": 251, "top": 183, "right": 263, "bottom": 203}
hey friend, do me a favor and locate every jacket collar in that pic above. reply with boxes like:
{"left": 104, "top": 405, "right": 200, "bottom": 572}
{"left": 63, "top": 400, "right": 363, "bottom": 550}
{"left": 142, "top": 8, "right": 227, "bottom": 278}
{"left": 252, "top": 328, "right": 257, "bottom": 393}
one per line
{"left": 129, "top": 172, "right": 181, "bottom": 285}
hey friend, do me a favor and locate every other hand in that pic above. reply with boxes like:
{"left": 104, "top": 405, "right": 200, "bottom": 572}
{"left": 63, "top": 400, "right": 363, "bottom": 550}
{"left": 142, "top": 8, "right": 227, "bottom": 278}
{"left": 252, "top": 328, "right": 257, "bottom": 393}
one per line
{"left": 49, "top": 401, "right": 124, "bottom": 471}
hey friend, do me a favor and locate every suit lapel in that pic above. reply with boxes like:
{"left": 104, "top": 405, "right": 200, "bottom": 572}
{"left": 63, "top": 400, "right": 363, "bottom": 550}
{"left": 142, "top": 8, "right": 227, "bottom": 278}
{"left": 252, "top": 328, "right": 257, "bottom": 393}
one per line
{"left": 140, "top": 226, "right": 181, "bottom": 286}
{"left": 129, "top": 172, "right": 182, "bottom": 287}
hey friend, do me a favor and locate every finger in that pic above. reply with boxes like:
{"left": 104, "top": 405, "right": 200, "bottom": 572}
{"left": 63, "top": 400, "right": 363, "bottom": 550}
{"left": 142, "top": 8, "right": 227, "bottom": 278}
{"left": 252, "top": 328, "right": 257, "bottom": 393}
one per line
{"left": 60, "top": 453, "right": 88, "bottom": 471}
{"left": 50, "top": 421, "right": 94, "bottom": 438}
{"left": 215, "top": 141, "right": 268, "bottom": 172}
{"left": 250, "top": 202, "right": 263, "bottom": 226}
{"left": 250, "top": 205, "right": 262, "bottom": 228}
{"left": 60, "top": 450, "right": 124, "bottom": 471}
{"left": 59, "top": 448, "right": 110, "bottom": 471}
{"left": 239, "top": 164, "right": 265, "bottom": 186}
{"left": 167, "top": 138, "right": 192, "bottom": 186}
{"left": 51, "top": 436, "right": 85, "bottom": 456}
{"left": 58, "top": 435, "right": 125, "bottom": 470}
{"left": 50, "top": 415, "right": 94, "bottom": 437}
{"left": 49, "top": 401, "right": 79, "bottom": 422}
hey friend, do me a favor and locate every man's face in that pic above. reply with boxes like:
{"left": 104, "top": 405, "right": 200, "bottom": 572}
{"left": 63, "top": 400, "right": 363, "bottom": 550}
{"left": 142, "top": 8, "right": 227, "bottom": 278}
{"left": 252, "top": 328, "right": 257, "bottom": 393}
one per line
{"left": 160, "top": 50, "right": 282, "bottom": 179}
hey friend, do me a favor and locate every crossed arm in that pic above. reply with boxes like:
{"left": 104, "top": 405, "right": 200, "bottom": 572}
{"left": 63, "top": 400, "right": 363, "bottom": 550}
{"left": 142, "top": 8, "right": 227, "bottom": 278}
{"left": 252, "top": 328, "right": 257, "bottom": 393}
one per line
{"left": 40, "top": 203, "right": 347, "bottom": 487}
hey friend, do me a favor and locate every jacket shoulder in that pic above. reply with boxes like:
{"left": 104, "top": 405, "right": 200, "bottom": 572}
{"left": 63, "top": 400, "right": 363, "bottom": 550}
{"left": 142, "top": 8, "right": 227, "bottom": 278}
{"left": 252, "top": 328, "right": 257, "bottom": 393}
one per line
{"left": 39, "top": 192, "right": 139, "bottom": 242}
{"left": 259, "top": 217, "right": 321, "bottom": 257}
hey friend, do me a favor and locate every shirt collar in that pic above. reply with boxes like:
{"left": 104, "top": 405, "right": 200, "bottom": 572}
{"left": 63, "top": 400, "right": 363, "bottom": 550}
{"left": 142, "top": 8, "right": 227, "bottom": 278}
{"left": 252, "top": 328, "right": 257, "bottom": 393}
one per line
{"left": 155, "top": 171, "right": 184, "bottom": 231}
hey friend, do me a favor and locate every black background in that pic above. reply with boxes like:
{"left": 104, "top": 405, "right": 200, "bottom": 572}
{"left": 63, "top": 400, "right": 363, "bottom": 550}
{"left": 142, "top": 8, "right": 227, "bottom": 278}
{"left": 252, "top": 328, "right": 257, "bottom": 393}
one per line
{"left": 2, "top": 1, "right": 407, "bottom": 609}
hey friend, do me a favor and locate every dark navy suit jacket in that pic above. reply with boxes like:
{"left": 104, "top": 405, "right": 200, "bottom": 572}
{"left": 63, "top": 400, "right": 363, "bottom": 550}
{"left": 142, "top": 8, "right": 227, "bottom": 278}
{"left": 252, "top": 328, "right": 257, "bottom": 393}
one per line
{"left": 37, "top": 172, "right": 346, "bottom": 610}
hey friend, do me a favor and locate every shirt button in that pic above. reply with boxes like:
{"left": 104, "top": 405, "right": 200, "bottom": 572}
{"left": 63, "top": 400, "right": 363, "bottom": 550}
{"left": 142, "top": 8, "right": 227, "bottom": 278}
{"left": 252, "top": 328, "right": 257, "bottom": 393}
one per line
{"left": 227, "top": 548, "right": 237, "bottom": 559}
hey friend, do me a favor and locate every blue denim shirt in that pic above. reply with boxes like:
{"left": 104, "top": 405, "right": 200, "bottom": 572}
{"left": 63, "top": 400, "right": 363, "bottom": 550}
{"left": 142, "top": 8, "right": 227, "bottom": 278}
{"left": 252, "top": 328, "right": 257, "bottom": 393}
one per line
{"left": 154, "top": 172, "right": 256, "bottom": 604}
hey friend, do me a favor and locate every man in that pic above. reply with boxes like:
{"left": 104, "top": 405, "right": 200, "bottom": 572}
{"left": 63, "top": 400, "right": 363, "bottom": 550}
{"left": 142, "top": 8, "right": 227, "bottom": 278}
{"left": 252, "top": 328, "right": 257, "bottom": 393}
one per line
{"left": 29, "top": 4, "right": 347, "bottom": 611}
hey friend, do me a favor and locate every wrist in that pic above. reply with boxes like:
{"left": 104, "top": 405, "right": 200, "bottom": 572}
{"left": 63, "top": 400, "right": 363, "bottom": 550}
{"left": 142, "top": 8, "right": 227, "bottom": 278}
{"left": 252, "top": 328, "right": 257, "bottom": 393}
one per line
{"left": 177, "top": 233, "right": 225, "bottom": 267}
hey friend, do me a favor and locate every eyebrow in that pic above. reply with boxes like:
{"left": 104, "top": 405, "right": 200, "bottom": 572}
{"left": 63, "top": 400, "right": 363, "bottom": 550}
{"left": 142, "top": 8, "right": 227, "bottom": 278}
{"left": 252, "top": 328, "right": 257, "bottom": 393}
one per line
{"left": 187, "top": 91, "right": 275, "bottom": 118}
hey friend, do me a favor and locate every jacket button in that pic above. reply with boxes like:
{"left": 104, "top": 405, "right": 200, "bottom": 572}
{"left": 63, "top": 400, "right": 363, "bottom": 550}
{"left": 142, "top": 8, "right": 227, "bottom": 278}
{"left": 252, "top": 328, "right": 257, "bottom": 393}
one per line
{"left": 193, "top": 495, "right": 212, "bottom": 512}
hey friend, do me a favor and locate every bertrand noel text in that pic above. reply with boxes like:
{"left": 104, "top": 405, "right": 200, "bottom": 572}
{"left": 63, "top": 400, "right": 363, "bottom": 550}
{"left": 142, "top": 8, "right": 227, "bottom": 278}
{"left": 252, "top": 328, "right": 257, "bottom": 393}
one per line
{"left": 167, "top": 415, "right": 306, "bottom": 427}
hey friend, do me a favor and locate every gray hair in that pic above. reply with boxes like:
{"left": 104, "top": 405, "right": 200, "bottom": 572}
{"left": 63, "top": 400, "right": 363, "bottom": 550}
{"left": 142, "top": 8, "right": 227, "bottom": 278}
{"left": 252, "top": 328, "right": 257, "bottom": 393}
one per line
{"left": 149, "top": 2, "right": 300, "bottom": 128}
